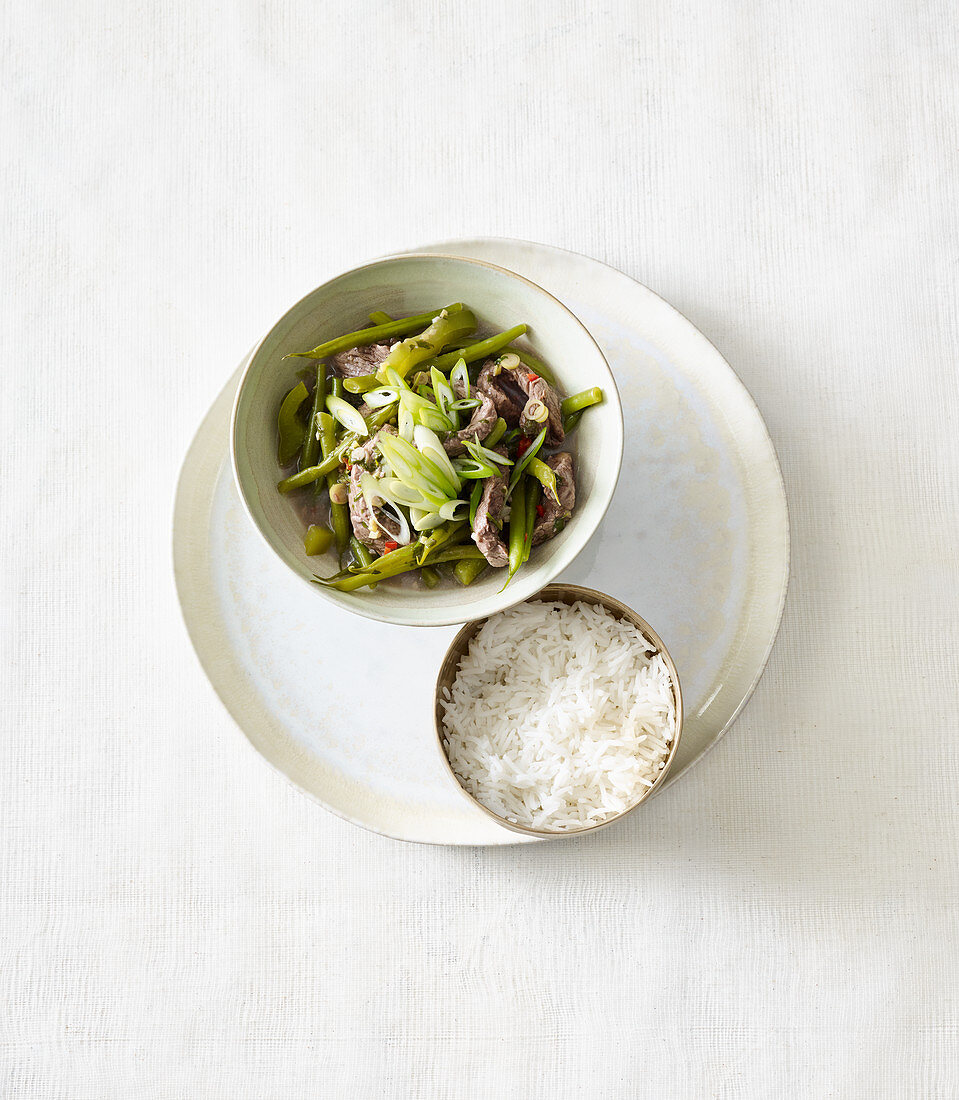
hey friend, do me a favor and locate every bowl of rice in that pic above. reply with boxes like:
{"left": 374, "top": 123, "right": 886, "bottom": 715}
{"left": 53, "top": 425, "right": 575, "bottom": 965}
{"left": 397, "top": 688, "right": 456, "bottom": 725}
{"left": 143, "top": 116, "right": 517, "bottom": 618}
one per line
{"left": 434, "top": 584, "right": 683, "bottom": 837}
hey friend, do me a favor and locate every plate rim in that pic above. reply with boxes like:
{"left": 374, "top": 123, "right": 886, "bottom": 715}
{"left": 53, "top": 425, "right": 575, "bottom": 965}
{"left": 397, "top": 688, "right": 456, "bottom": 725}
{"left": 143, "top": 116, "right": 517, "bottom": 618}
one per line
{"left": 172, "top": 237, "right": 790, "bottom": 845}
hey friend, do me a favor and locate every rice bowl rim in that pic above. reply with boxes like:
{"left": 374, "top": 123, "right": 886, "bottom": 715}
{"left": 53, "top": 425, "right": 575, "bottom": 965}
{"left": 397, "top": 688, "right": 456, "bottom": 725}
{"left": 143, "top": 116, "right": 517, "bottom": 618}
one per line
{"left": 433, "top": 583, "right": 685, "bottom": 838}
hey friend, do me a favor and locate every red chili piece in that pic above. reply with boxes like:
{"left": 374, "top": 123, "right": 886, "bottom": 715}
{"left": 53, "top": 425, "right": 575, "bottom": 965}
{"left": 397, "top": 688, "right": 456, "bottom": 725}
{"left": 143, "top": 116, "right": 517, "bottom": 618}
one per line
{"left": 528, "top": 372, "right": 539, "bottom": 382}
{"left": 384, "top": 540, "right": 398, "bottom": 552}
{"left": 517, "top": 436, "right": 531, "bottom": 457}
{"left": 536, "top": 504, "right": 545, "bottom": 518}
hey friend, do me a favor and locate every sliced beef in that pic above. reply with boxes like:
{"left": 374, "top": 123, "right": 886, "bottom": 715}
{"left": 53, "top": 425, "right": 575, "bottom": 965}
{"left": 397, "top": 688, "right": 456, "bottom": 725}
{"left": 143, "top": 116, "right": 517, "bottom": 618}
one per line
{"left": 346, "top": 427, "right": 401, "bottom": 553}
{"left": 470, "top": 450, "right": 509, "bottom": 567}
{"left": 531, "top": 452, "right": 575, "bottom": 547}
{"left": 516, "top": 373, "right": 565, "bottom": 446}
{"left": 476, "top": 360, "right": 525, "bottom": 426}
{"left": 330, "top": 341, "right": 394, "bottom": 378}
{"left": 443, "top": 390, "right": 498, "bottom": 456}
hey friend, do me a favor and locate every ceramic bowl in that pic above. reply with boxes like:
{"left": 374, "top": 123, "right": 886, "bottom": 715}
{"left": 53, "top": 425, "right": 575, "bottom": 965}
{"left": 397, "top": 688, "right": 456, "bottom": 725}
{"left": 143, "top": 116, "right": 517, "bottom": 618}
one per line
{"left": 231, "top": 253, "right": 623, "bottom": 627}
{"left": 433, "top": 583, "right": 684, "bottom": 837}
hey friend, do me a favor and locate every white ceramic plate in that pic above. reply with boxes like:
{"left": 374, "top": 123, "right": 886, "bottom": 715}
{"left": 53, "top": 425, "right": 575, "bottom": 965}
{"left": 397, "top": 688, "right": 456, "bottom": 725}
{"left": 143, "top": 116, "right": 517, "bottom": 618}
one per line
{"left": 173, "top": 239, "right": 789, "bottom": 845}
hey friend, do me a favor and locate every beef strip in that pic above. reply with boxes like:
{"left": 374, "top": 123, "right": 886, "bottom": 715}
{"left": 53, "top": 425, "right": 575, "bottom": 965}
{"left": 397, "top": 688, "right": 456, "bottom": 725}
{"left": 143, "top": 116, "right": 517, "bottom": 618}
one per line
{"left": 346, "top": 427, "right": 401, "bottom": 553}
{"left": 330, "top": 341, "right": 394, "bottom": 378}
{"left": 470, "top": 446, "right": 509, "bottom": 567}
{"left": 516, "top": 373, "right": 565, "bottom": 446}
{"left": 475, "top": 360, "right": 526, "bottom": 425}
{"left": 531, "top": 452, "right": 575, "bottom": 546}
{"left": 443, "top": 390, "right": 498, "bottom": 456}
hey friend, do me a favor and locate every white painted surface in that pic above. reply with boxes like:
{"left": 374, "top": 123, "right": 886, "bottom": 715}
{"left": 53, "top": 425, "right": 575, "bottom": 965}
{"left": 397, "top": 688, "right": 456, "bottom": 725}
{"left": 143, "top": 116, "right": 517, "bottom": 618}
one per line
{"left": 3, "top": 1, "right": 957, "bottom": 1096}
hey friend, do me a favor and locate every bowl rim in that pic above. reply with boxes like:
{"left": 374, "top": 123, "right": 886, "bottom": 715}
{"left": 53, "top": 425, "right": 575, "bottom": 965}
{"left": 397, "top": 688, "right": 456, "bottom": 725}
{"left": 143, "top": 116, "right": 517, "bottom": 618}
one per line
{"left": 432, "top": 582, "right": 685, "bottom": 838}
{"left": 229, "top": 252, "right": 625, "bottom": 628}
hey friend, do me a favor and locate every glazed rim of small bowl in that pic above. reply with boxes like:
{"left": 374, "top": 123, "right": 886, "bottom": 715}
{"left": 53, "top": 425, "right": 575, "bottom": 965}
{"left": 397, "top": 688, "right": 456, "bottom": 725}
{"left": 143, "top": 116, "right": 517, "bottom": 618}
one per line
{"left": 433, "top": 583, "right": 685, "bottom": 838}
{"left": 229, "top": 251, "right": 624, "bottom": 628}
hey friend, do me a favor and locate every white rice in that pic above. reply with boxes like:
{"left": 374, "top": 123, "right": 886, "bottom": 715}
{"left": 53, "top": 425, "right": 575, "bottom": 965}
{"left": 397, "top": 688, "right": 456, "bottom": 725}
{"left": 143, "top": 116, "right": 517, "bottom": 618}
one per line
{"left": 440, "top": 600, "right": 677, "bottom": 832}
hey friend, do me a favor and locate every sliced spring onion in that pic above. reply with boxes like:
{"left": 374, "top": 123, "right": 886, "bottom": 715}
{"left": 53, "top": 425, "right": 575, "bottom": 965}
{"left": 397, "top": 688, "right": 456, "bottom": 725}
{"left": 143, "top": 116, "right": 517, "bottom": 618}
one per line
{"left": 498, "top": 352, "right": 521, "bottom": 370}
{"left": 453, "top": 457, "right": 500, "bottom": 480}
{"left": 398, "top": 406, "right": 415, "bottom": 442}
{"left": 524, "top": 400, "right": 549, "bottom": 423}
{"left": 450, "top": 359, "right": 470, "bottom": 398}
{"left": 326, "top": 394, "right": 368, "bottom": 438}
{"left": 377, "top": 432, "right": 457, "bottom": 505}
{"left": 410, "top": 508, "right": 447, "bottom": 532}
{"left": 463, "top": 438, "right": 513, "bottom": 467}
{"left": 413, "top": 424, "right": 461, "bottom": 496}
{"left": 363, "top": 386, "right": 399, "bottom": 408}
{"left": 448, "top": 398, "right": 481, "bottom": 412}
{"left": 359, "top": 471, "right": 411, "bottom": 545}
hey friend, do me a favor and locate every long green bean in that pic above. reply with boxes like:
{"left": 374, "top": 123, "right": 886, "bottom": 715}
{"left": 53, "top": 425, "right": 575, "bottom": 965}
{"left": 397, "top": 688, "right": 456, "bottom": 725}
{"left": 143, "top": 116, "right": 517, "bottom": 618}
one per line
{"left": 525, "top": 455, "right": 559, "bottom": 503}
{"left": 301, "top": 363, "right": 327, "bottom": 468}
{"left": 375, "top": 310, "right": 477, "bottom": 381}
{"left": 319, "top": 412, "right": 350, "bottom": 558}
{"left": 289, "top": 306, "right": 460, "bottom": 360}
{"left": 522, "top": 481, "right": 541, "bottom": 563}
{"left": 348, "top": 536, "right": 377, "bottom": 590}
{"left": 416, "top": 520, "right": 468, "bottom": 564}
{"left": 503, "top": 476, "right": 527, "bottom": 588}
{"left": 561, "top": 386, "right": 603, "bottom": 416}
{"left": 431, "top": 324, "right": 528, "bottom": 371}
{"left": 563, "top": 410, "right": 583, "bottom": 435}
{"left": 277, "top": 381, "right": 309, "bottom": 466}
{"left": 454, "top": 557, "right": 487, "bottom": 586}
{"left": 331, "top": 377, "right": 344, "bottom": 401}
{"left": 368, "top": 310, "right": 392, "bottom": 325}
{"left": 277, "top": 435, "right": 354, "bottom": 492}
{"left": 317, "top": 545, "right": 484, "bottom": 592}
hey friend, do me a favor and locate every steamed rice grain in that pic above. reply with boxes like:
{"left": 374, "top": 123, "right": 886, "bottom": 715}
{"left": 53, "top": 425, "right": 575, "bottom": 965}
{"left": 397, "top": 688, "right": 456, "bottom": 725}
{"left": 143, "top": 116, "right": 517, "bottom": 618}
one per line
{"left": 440, "top": 600, "right": 677, "bottom": 831}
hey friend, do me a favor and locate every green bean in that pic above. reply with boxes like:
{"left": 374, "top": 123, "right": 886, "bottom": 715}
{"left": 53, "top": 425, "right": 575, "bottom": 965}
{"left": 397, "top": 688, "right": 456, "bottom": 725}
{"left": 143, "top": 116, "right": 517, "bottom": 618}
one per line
{"left": 343, "top": 374, "right": 381, "bottom": 394}
{"left": 375, "top": 310, "right": 477, "bottom": 381}
{"left": 289, "top": 306, "right": 460, "bottom": 360}
{"left": 507, "top": 347, "right": 557, "bottom": 386}
{"left": 485, "top": 417, "right": 507, "bottom": 448}
{"left": 349, "top": 536, "right": 375, "bottom": 569}
{"left": 503, "top": 476, "right": 526, "bottom": 587}
{"left": 525, "top": 455, "right": 559, "bottom": 503}
{"left": 417, "top": 520, "right": 468, "bottom": 564}
{"left": 277, "top": 435, "right": 355, "bottom": 492}
{"left": 454, "top": 557, "right": 487, "bottom": 586}
{"left": 420, "top": 566, "right": 441, "bottom": 589}
{"left": 318, "top": 546, "right": 484, "bottom": 592}
{"left": 319, "top": 413, "right": 351, "bottom": 558}
{"left": 431, "top": 324, "right": 528, "bottom": 371}
{"left": 331, "top": 377, "right": 344, "bottom": 401}
{"left": 301, "top": 364, "right": 328, "bottom": 468}
{"left": 522, "top": 481, "right": 541, "bottom": 563}
{"left": 368, "top": 310, "right": 392, "bottom": 325}
{"left": 277, "top": 381, "right": 309, "bottom": 466}
{"left": 345, "top": 536, "right": 373, "bottom": 589}
{"left": 561, "top": 386, "right": 604, "bottom": 416}
{"left": 303, "top": 524, "right": 333, "bottom": 556}
{"left": 563, "top": 410, "right": 583, "bottom": 434}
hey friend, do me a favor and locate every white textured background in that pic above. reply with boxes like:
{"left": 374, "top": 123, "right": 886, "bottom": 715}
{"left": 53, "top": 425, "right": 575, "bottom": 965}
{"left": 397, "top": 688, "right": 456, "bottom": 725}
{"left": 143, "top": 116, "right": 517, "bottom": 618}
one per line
{"left": 3, "top": 1, "right": 958, "bottom": 1096}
